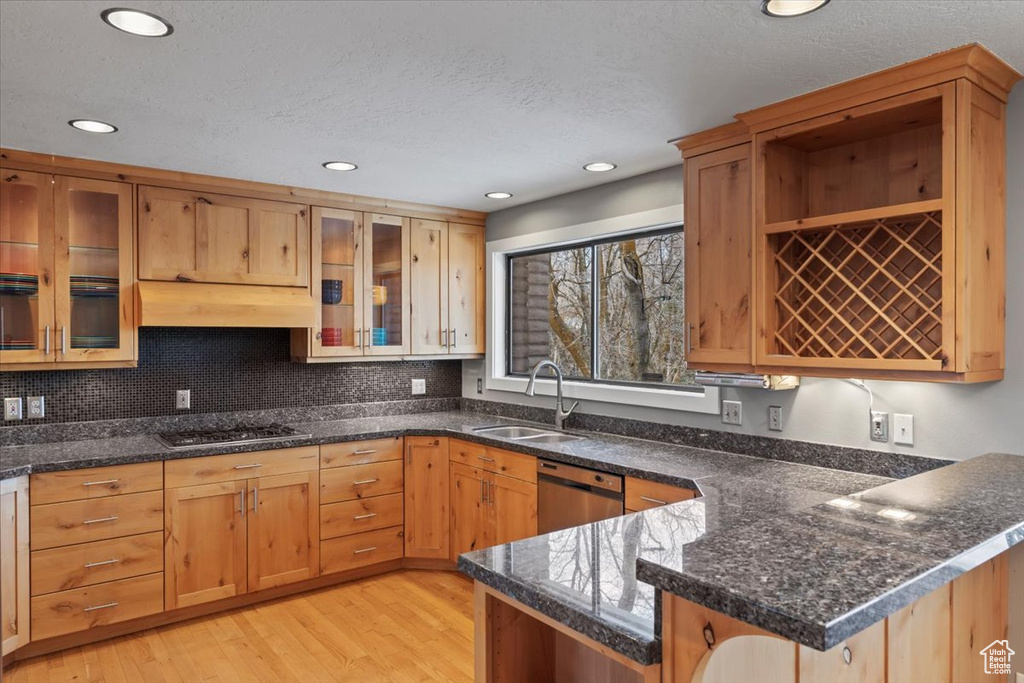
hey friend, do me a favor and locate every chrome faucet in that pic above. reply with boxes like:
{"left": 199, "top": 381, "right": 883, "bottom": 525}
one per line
{"left": 525, "top": 359, "right": 579, "bottom": 430}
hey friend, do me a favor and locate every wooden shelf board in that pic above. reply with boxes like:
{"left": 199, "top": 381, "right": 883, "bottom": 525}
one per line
{"left": 763, "top": 199, "right": 944, "bottom": 235}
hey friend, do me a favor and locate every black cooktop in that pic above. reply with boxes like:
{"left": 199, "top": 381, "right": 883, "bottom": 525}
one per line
{"left": 154, "top": 424, "right": 310, "bottom": 450}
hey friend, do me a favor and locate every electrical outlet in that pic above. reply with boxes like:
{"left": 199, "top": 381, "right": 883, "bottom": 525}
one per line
{"left": 27, "top": 396, "right": 45, "bottom": 419}
{"left": 768, "top": 406, "right": 783, "bottom": 432}
{"left": 411, "top": 379, "right": 426, "bottom": 395}
{"left": 476, "top": 378, "right": 483, "bottom": 394}
{"left": 894, "top": 414, "right": 914, "bottom": 446}
{"left": 4, "top": 398, "right": 23, "bottom": 421}
{"left": 722, "top": 400, "right": 742, "bottom": 426}
{"left": 176, "top": 389, "right": 191, "bottom": 410}
{"left": 870, "top": 411, "right": 889, "bottom": 442}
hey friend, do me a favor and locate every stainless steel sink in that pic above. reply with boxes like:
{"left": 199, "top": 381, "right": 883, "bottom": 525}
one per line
{"left": 472, "top": 425, "right": 584, "bottom": 443}
{"left": 514, "top": 432, "right": 584, "bottom": 444}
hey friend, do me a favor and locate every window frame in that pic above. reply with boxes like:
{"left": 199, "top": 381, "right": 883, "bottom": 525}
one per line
{"left": 485, "top": 204, "right": 720, "bottom": 415}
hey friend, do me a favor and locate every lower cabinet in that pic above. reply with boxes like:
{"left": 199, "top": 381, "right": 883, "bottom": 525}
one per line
{"left": 1, "top": 476, "right": 30, "bottom": 655}
{"left": 624, "top": 476, "right": 699, "bottom": 514}
{"left": 449, "top": 447, "right": 538, "bottom": 560}
{"left": 164, "top": 447, "right": 320, "bottom": 610}
{"left": 404, "top": 437, "right": 450, "bottom": 560}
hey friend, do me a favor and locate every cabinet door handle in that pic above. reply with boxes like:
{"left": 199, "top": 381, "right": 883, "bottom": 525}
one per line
{"left": 83, "top": 602, "right": 119, "bottom": 612}
{"left": 352, "top": 547, "right": 377, "bottom": 555}
{"left": 83, "top": 479, "right": 119, "bottom": 487}
{"left": 238, "top": 489, "right": 245, "bottom": 515}
{"left": 640, "top": 496, "right": 669, "bottom": 506}
{"left": 44, "top": 325, "right": 50, "bottom": 355}
{"left": 61, "top": 325, "right": 67, "bottom": 355}
{"left": 441, "top": 329, "right": 448, "bottom": 348}
{"left": 353, "top": 512, "right": 377, "bottom": 520}
{"left": 477, "top": 455, "right": 495, "bottom": 463}
{"left": 84, "top": 558, "right": 119, "bottom": 569}
{"left": 356, "top": 328, "right": 363, "bottom": 349}
{"left": 365, "top": 328, "right": 371, "bottom": 347}
{"left": 687, "top": 323, "right": 694, "bottom": 354}
{"left": 489, "top": 481, "right": 496, "bottom": 506}
{"left": 353, "top": 478, "right": 378, "bottom": 485}
{"left": 82, "top": 516, "right": 118, "bottom": 525}
{"left": 481, "top": 478, "right": 487, "bottom": 504}
{"left": 352, "top": 449, "right": 377, "bottom": 455}
{"left": 450, "top": 328, "right": 456, "bottom": 349}
{"left": 251, "top": 487, "right": 258, "bottom": 514}
{"left": 233, "top": 463, "right": 262, "bottom": 470}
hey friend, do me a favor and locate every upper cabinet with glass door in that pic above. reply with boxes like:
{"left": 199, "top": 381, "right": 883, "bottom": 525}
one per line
{"left": 1, "top": 172, "right": 134, "bottom": 369}
{"left": 364, "top": 214, "right": 410, "bottom": 356}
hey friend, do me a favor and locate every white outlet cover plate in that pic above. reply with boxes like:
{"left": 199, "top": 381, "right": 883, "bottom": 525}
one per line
{"left": 411, "top": 379, "right": 426, "bottom": 395}
{"left": 893, "top": 414, "right": 914, "bottom": 446}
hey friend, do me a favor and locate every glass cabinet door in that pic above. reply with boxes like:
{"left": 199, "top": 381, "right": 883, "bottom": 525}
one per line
{"left": 363, "top": 214, "right": 410, "bottom": 355}
{"left": 0, "top": 170, "right": 54, "bottom": 364}
{"left": 54, "top": 176, "right": 134, "bottom": 362}
{"left": 313, "top": 207, "right": 363, "bottom": 356}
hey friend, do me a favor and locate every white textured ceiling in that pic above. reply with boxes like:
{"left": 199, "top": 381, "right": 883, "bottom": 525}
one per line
{"left": 1, "top": 1, "right": 1022, "bottom": 212}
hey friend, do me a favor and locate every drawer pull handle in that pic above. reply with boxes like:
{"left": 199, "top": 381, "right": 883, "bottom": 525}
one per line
{"left": 353, "top": 513, "right": 378, "bottom": 520}
{"left": 82, "top": 516, "right": 119, "bottom": 525}
{"left": 477, "top": 456, "right": 495, "bottom": 463}
{"left": 352, "top": 547, "right": 377, "bottom": 554}
{"left": 82, "top": 479, "right": 120, "bottom": 487}
{"left": 83, "top": 602, "right": 119, "bottom": 612}
{"left": 352, "top": 449, "right": 377, "bottom": 455}
{"left": 639, "top": 496, "right": 668, "bottom": 506}
{"left": 233, "top": 463, "right": 262, "bottom": 470}
{"left": 353, "top": 478, "right": 379, "bottom": 485}
{"left": 84, "top": 559, "right": 119, "bottom": 569}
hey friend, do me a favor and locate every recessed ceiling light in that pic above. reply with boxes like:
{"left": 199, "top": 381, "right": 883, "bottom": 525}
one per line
{"left": 760, "top": 0, "right": 830, "bottom": 17}
{"left": 583, "top": 162, "right": 617, "bottom": 172}
{"left": 485, "top": 192, "right": 513, "bottom": 199}
{"left": 68, "top": 119, "right": 118, "bottom": 134}
{"left": 322, "top": 161, "right": 358, "bottom": 172}
{"left": 101, "top": 8, "right": 173, "bottom": 36}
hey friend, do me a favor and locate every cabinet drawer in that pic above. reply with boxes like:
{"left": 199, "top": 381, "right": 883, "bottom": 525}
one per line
{"left": 321, "top": 527, "right": 403, "bottom": 574}
{"left": 625, "top": 477, "right": 699, "bottom": 512}
{"left": 31, "top": 532, "right": 163, "bottom": 596}
{"left": 164, "top": 446, "right": 319, "bottom": 488}
{"left": 320, "top": 461, "right": 403, "bottom": 504}
{"left": 31, "top": 491, "right": 164, "bottom": 551}
{"left": 320, "top": 493, "right": 404, "bottom": 540}
{"left": 31, "top": 572, "right": 163, "bottom": 641}
{"left": 30, "top": 462, "right": 163, "bottom": 506}
{"left": 320, "top": 437, "right": 403, "bottom": 468}
{"left": 451, "top": 440, "right": 536, "bottom": 483}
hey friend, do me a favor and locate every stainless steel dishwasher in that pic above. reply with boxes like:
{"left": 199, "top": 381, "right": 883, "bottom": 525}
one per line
{"left": 537, "top": 459, "right": 624, "bottom": 534}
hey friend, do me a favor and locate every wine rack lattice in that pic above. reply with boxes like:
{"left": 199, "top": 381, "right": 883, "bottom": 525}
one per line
{"left": 770, "top": 211, "right": 943, "bottom": 361}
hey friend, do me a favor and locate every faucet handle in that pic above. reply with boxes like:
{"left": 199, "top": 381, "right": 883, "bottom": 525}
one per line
{"left": 564, "top": 400, "right": 580, "bottom": 417}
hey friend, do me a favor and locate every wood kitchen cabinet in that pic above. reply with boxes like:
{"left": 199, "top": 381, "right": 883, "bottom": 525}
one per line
{"left": 680, "top": 133, "right": 753, "bottom": 372}
{"left": 449, "top": 442, "right": 538, "bottom": 560}
{"left": 1, "top": 171, "right": 135, "bottom": 369}
{"left": 138, "top": 185, "right": 309, "bottom": 287}
{"left": 409, "top": 219, "right": 486, "bottom": 355}
{"left": 404, "top": 436, "right": 450, "bottom": 560}
{"left": 164, "top": 447, "right": 319, "bottom": 610}
{"left": 1, "top": 476, "right": 30, "bottom": 655}
{"left": 675, "top": 45, "right": 1019, "bottom": 382}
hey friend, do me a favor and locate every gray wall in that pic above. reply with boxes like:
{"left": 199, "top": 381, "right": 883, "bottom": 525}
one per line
{"left": 465, "top": 88, "right": 1024, "bottom": 462}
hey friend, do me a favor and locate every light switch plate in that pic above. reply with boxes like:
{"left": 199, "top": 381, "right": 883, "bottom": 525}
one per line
{"left": 27, "top": 396, "right": 45, "bottom": 419}
{"left": 4, "top": 397, "right": 23, "bottom": 421}
{"left": 894, "top": 414, "right": 914, "bottom": 446}
{"left": 411, "top": 379, "right": 426, "bottom": 395}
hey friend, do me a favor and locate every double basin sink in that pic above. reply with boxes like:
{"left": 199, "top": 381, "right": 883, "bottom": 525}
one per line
{"left": 472, "top": 425, "right": 584, "bottom": 444}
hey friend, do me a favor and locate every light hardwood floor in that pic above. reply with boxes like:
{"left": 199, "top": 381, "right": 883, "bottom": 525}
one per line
{"left": 5, "top": 570, "right": 475, "bottom": 683}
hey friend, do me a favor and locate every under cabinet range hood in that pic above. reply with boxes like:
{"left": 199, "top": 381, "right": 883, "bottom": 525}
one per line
{"left": 137, "top": 281, "right": 316, "bottom": 328}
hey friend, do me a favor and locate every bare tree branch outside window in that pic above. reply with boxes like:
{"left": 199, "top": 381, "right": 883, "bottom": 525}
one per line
{"left": 509, "top": 228, "right": 696, "bottom": 387}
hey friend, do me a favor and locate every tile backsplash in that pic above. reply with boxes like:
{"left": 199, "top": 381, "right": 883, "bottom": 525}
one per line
{"left": 0, "top": 327, "right": 462, "bottom": 424}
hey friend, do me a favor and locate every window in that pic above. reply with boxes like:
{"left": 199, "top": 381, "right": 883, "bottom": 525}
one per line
{"left": 507, "top": 226, "right": 696, "bottom": 389}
